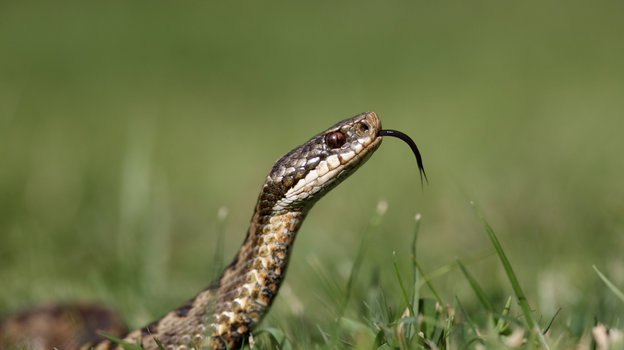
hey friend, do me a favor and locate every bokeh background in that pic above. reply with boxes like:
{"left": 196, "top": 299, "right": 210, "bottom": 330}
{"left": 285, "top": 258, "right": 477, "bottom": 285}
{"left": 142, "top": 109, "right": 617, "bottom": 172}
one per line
{"left": 1, "top": 1, "right": 623, "bottom": 347}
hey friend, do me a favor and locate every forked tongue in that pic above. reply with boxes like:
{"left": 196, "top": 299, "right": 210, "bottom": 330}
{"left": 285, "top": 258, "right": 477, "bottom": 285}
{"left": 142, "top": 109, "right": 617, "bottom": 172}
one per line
{"left": 378, "top": 129, "right": 428, "bottom": 188}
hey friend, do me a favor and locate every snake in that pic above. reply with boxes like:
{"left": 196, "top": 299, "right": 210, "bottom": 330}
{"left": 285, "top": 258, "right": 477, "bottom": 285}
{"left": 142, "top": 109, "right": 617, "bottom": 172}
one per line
{"left": 0, "top": 111, "right": 426, "bottom": 350}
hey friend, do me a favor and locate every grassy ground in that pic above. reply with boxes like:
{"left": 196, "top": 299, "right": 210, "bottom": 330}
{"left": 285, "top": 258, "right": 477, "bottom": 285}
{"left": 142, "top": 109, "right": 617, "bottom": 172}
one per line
{"left": 1, "top": 1, "right": 623, "bottom": 348}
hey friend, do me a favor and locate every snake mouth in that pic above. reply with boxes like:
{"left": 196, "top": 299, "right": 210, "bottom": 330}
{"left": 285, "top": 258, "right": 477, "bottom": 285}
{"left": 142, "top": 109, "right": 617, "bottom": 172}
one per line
{"left": 378, "top": 129, "right": 428, "bottom": 187}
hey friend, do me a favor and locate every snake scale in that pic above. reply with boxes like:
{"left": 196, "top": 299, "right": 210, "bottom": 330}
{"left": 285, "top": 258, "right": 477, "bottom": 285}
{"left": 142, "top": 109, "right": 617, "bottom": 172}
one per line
{"left": 0, "top": 111, "right": 426, "bottom": 350}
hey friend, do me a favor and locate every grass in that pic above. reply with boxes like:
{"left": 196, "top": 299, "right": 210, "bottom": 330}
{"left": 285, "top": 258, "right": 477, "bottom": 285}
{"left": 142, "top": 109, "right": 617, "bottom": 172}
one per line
{"left": 98, "top": 202, "right": 624, "bottom": 349}
{"left": 257, "top": 203, "right": 622, "bottom": 349}
{"left": 1, "top": 1, "right": 624, "bottom": 349}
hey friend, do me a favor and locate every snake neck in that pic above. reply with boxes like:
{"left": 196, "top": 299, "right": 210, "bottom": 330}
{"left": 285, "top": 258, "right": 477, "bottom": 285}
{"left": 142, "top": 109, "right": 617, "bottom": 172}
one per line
{"left": 210, "top": 205, "right": 306, "bottom": 348}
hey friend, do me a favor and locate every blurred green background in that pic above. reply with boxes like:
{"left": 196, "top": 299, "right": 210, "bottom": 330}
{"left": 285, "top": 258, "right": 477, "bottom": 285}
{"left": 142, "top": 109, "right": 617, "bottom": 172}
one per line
{"left": 1, "top": 0, "right": 623, "bottom": 346}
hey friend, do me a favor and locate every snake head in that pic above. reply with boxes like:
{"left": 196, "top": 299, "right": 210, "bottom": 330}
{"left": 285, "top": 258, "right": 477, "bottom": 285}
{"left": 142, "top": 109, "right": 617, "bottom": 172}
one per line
{"left": 265, "top": 111, "right": 383, "bottom": 212}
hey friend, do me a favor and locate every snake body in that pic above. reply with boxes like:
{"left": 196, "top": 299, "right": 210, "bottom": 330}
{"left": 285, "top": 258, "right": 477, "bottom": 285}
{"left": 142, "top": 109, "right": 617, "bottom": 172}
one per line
{"left": 1, "top": 111, "right": 425, "bottom": 350}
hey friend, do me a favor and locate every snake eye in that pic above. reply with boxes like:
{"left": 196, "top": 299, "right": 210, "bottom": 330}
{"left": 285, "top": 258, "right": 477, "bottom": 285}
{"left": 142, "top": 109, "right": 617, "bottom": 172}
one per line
{"left": 326, "top": 131, "right": 346, "bottom": 149}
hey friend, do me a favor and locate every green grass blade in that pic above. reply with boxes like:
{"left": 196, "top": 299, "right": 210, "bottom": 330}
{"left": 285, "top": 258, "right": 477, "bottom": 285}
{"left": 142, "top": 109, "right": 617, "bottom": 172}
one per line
{"left": 153, "top": 338, "right": 165, "bottom": 350}
{"left": 410, "top": 214, "right": 422, "bottom": 346}
{"left": 415, "top": 249, "right": 494, "bottom": 289}
{"left": 456, "top": 258, "right": 494, "bottom": 312}
{"left": 444, "top": 297, "right": 457, "bottom": 349}
{"left": 98, "top": 332, "right": 144, "bottom": 350}
{"left": 412, "top": 257, "right": 443, "bottom": 305}
{"left": 495, "top": 296, "right": 512, "bottom": 333}
{"left": 317, "top": 324, "right": 331, "bottom": 345}
{"left": 411, "top": 214, "right": 421, "bottom": 326}
{"left": 332, "top": 201, "right": 387, "bottom": 346}
{"left": 338, "top": 201, "right": 387, "bottom": 317}
{"left": 255, "top": 327, "right": 290, "bottom": 348}
{"left": 373, "top": 329, "right": 386, "bottom": 348}
{"left": 491, "top": 311, "right": 523, "bottom": 327}
{"left": 419, "top": 298, "right": 439, "bottom": 339}
{"left": 393, "top": 251, "right": 416, "bottom": 329}
{"left": 393, "top": 249, "right": 416, "bottom": 345}
{"left": 455, "top": 297, "right": 479, "bottom": 338}
{"left": 542, "top": 308, "right": 562, "bottom": 335}
{"left": 330, "top": 201, "right": 388, "bottom": 348}
{"left": 471, "top": 201, "right": 549, "bottom": 349}
{"left": 593, "top": 265, "right": 624, "bottom": 303}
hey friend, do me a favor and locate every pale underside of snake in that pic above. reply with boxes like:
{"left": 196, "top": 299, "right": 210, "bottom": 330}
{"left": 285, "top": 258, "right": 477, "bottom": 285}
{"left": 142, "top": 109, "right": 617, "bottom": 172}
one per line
{"left": 0, "top": 111, "right": 426, "bottom": 350}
